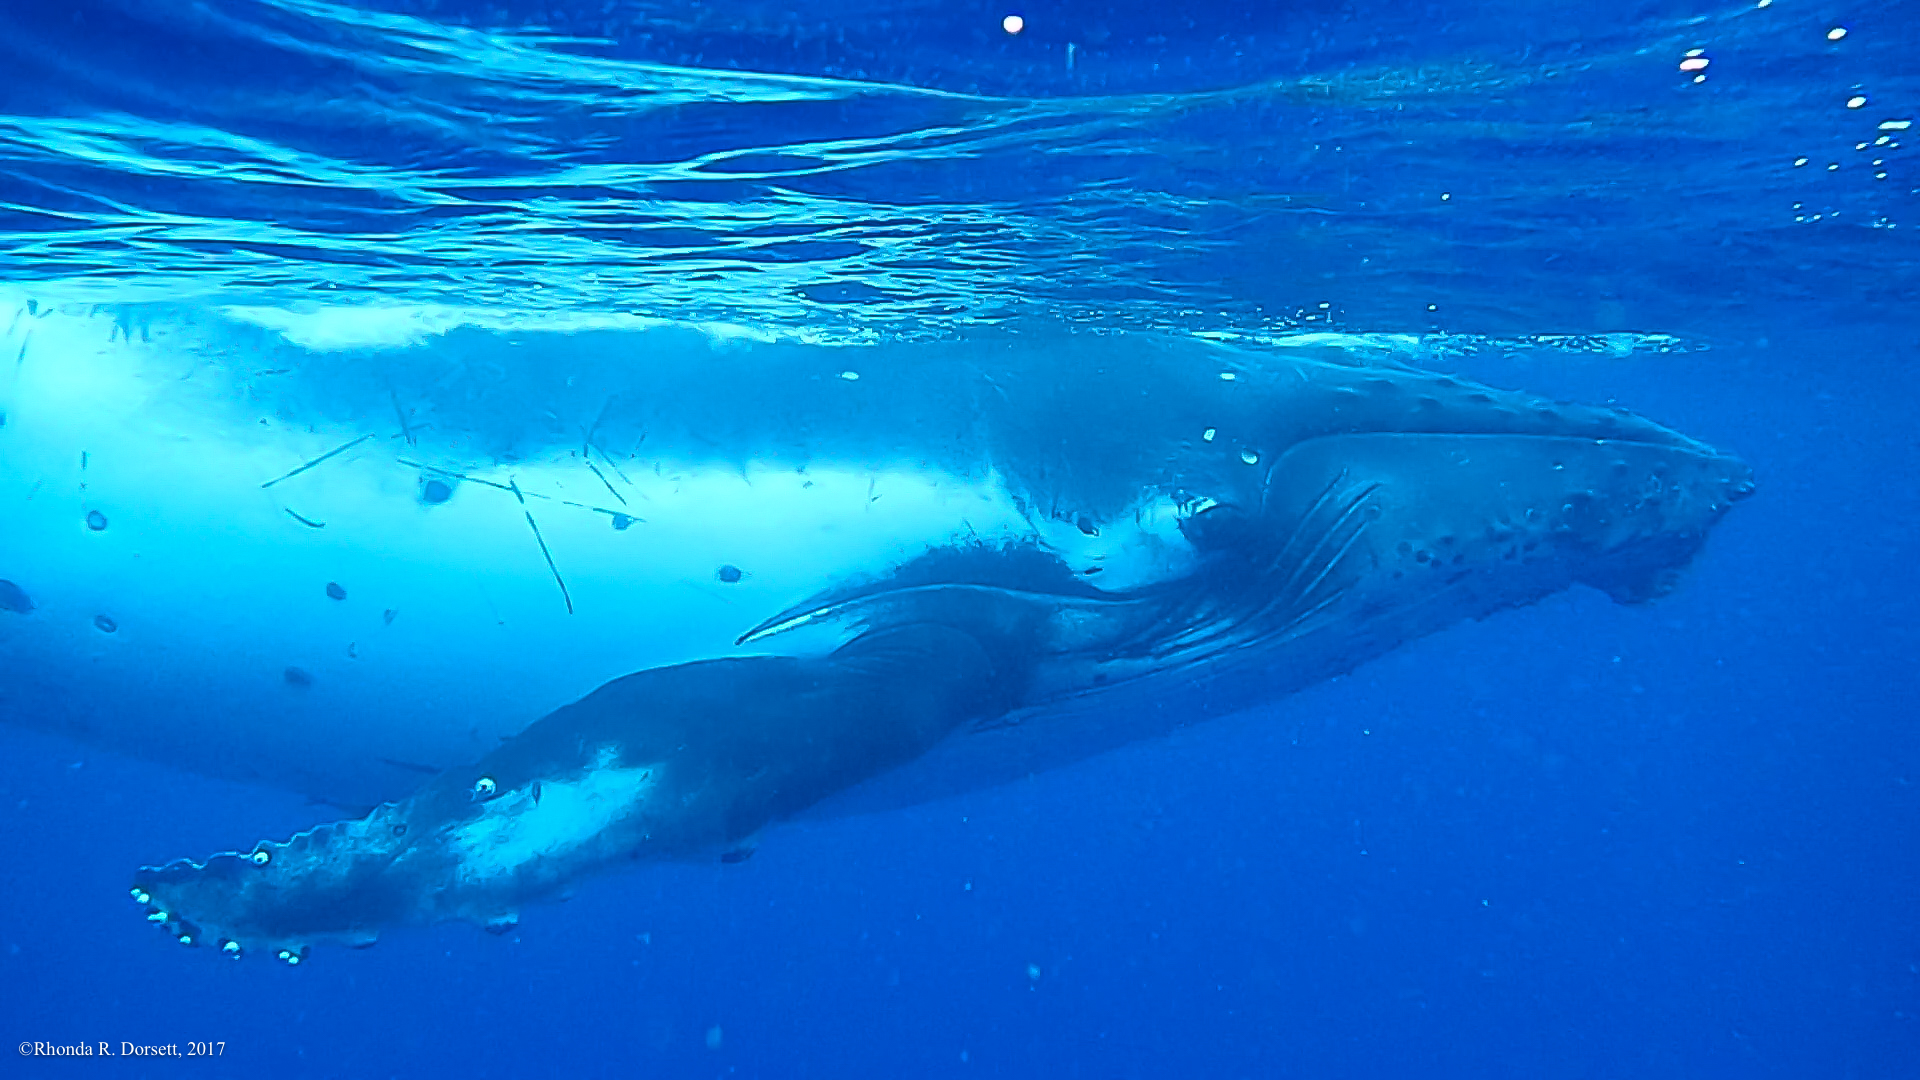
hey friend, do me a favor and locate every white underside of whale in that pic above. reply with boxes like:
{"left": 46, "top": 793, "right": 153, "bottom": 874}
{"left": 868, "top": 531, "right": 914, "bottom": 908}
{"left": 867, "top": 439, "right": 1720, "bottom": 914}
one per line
{"left": 0, "top": 300, "right": 1201, "bottom": 803}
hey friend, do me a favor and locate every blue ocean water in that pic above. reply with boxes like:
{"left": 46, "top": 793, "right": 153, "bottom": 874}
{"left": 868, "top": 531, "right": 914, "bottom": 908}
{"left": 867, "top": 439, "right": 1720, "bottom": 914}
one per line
{"left": 1, "top": 0, "right": 1915, "bottom": 1077}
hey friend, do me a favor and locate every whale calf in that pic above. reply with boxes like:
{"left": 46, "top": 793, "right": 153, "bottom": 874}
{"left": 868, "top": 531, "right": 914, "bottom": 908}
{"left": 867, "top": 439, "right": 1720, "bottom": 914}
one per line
{"left": 0, "top": 303, "right": 1752, "bottom": 959}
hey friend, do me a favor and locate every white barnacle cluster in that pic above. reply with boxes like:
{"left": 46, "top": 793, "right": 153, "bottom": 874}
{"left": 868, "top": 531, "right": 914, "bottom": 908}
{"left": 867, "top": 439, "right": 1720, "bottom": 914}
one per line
{"left": 130, "top": 886, "right": 214, "bottom": 954}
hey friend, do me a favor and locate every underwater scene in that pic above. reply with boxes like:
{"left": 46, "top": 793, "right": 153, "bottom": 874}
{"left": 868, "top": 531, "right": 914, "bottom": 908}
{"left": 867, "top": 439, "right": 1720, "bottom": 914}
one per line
{"left": 0, "top": 0, "right": 1914, "bottom": 1076}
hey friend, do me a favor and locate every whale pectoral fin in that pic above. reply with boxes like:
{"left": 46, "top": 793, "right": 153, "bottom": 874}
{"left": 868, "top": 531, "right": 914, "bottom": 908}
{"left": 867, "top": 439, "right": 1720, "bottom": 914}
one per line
{"left": 131, "top": 623, "right": 1034, "bottom": 962}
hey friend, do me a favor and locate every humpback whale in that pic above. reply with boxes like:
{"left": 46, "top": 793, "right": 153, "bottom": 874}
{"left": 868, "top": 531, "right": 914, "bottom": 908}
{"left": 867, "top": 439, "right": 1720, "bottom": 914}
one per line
{"left": 0, "top": 303, "right": 1752, "bottom": 961}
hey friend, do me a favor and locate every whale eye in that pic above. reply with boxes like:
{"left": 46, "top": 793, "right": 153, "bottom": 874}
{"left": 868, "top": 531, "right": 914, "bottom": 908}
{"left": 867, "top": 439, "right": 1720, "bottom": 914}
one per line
{"left": 250, "top": 849, "right": 271, "bottom": 866}
{"left": 472, "top": 776, "right": 497, "bottom": 800}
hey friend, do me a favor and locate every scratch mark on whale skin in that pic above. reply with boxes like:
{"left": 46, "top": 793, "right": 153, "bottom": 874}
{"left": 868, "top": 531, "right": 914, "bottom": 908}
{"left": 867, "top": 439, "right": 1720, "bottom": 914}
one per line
{"left": 261, "top": 434, "right": 372, "bottom": 489}
{"left": 509, "top": 478, "right": 573, "bottom": 615}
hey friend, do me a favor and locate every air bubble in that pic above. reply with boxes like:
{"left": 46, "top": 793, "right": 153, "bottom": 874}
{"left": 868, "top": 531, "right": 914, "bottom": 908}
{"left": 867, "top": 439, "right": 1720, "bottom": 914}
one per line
{"left": 86, "top": 510, "right": 108, "bottom": 531}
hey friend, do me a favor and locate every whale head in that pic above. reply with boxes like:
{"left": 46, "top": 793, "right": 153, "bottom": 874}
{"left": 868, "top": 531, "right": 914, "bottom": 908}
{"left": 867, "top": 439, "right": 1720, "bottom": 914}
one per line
{"left": 735, "top": 354, "right": 1755, "bottom": 706}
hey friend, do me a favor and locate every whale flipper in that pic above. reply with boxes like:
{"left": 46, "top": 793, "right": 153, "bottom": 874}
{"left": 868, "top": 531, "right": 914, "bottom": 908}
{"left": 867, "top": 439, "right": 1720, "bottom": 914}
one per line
{"left": 130, "top": 622, "right": 1030, "bottom": 962}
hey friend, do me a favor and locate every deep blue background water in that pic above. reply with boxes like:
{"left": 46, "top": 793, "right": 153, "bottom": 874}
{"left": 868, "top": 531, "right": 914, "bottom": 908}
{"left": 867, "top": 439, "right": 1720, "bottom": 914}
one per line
{"left": 3, "top": 0, "right": 1918, "bottom": 1076}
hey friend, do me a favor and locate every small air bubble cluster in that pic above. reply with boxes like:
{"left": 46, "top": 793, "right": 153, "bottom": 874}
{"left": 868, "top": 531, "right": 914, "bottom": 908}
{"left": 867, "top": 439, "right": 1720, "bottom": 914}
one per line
{"left": 1773, "top": 22, "right": 1910, "bottom": 229}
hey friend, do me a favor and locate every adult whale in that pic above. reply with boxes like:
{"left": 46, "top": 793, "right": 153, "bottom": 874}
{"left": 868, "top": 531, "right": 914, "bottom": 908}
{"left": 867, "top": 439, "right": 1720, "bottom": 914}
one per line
{"left": 0, "top": 302, "right": 1751, "bottom": 960}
